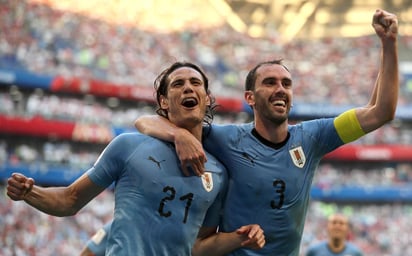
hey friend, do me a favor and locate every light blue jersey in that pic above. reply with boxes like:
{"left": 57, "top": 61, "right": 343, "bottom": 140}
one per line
{"left": 203, "top": 120, "right": 344, "bottom": 256}
{"left": 87, "top": 132, "right": 227, "bottom": 256}
{"left": 85, "top": 221, "right": 112, "bottom": 256}
{"left": 306, "top": 241, "right": 363, "bottom": 256}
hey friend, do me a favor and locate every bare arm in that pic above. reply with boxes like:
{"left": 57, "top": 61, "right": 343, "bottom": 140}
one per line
{"left": 356, "top": 9, "right": 399, "bottom": 133}
{"left": 192, "top": 225, "right": 265, "bottom": 256}
{"left": 135, "top": 115, "right": 207, "bottom": 176}
{"left": 7, "top": 172, "right": 104, "bottom": 216}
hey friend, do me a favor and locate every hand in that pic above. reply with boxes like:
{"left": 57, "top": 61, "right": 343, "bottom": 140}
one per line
{"left": 236, "top": 224, "right": 265, "bottom": 250}
{"left": 372, "top": 9, "right": 398, "bottom": 40}
{"left": 7, "top": 173, "right": 35, "bottom": 200}
{"left": 174, "top": 129, "right": 207, "bottom": 176}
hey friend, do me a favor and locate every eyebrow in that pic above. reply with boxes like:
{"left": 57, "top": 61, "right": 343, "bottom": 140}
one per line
{"left": 261, "top": 77, "right": 292, "bottom": 83}
{"left": 170, "top": 76, "right": 203, "bottom": 84}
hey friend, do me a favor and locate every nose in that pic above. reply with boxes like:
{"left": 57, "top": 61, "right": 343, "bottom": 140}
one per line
{"left": 183, "top": 81, "right": 195, "bottom": 93}
{"left": 272, "top": 83, "right": 286, "bottom": 95}
{"left": 276, "top": 81, "right": 286, "bottom": 91}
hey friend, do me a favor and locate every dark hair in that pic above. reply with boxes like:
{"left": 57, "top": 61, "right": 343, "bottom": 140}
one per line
{"left": 245, "top": 59, "right": 290, "bottom": 91}
{"left": 154, "top": 61, "right": 216, "bottom": 125}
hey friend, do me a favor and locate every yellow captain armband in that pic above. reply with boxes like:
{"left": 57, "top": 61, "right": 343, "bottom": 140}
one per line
{"left": 333, "top": 109, "right": 366, "bottom": 144}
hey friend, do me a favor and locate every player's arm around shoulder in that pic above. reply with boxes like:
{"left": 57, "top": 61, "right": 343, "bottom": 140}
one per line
{"left": 135, "top": 115, "right": 207, "bottom": 176}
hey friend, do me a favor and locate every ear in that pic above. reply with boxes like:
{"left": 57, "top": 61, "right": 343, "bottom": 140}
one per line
{"left": 244, "top": 90, "right": 255, "bottom": 107}
{"left": 160, "top": 95, "right": 169, "bottom": 110}
{"left": 205, "top": 95, "right": 211, "bottom": 106}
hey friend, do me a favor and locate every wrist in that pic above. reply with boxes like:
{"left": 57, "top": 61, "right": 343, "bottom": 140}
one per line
{"left": 173, "top": 127, "right": 191, "bottom": 142}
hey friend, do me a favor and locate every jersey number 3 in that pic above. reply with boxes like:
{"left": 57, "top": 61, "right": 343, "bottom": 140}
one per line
{"left": 271, "top": 179, "right": 285, "bottom": 209}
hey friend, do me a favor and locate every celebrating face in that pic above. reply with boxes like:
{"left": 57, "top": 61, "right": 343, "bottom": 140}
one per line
{"left": 160, "top": 67, "right": 210, "bottom": 129}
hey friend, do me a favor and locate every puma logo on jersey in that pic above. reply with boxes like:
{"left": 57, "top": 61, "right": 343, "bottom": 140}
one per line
{"left": 148, "top": 156, "right": 165, "bottom": 169}
{"left": 201, "top": 172, "right": 213, "bottom": 192}
{"left": 242, "top": 152, "right": 257, "bottom": 165}
{"left": 289, "top": 146, "right": 306, "bottom": 168}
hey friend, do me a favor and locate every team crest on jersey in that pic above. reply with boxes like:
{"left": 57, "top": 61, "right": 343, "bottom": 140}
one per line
{"left": 289, "top": 146, "right": 306, "bottom": 168}
{"left": 201, "top": 172, "right": 213, "bottom": 192}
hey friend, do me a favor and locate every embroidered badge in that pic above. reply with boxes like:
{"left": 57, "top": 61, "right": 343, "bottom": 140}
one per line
{"left": 289, "top": 146, "right": 306, "bottom": 168}
{"left": 201, "top": 172, "right": 213, "bottom": 192}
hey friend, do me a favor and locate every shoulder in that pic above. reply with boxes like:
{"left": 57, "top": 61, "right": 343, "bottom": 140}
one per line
{"left": 115, "top": 131, "right": 151, "bottom": 141}
{"left": 290, "top": 118, "right": 343, "bottom": 147}
{"left": 346, "top": 242, "right": 363, "bottom": 254}
{"left": 207, "top": 122, "right": 253, "bottom": 135}
{"left": 306, "top": 241, "right": 327, "bottom": 254}
{"left": 292, "top": 118, "right": 335, "bottom": 130}
{"left": 101, "top": 132, "right": 165, "bottom": 158}
{"left": 212, "top": 122, "right": 253, "bottom": 130}
{"left": 112, "top": 132, "right": 160, "bottom": 146}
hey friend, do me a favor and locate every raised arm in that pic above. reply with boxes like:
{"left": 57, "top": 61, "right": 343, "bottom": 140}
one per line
{"left": 356, "top": 9, "right": 399, "bottom": 133}
{"left": 192, "top": 225, "right": 265, "bottom": 256}
{"left": 7, "top": 172, "right": 104, "bottom": 216}
{"left": 135, "top": 115, "right": 207, "bottom": 176}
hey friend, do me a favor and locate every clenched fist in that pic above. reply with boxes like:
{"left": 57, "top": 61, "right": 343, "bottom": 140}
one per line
{"left": 7, "top": 173, "right": 35, "bottom": 200}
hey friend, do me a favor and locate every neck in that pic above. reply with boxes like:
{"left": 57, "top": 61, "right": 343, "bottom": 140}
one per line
{"left": 328, "top": 238, "right": 345, "bottom": 253}
{"left": 254, "top": 117, "right": 289, "bottom": 144}
{"left": 171, "top": 116, "right": 204, "bottom": 141}
{"left": 182, "top": 124, "right": 203, "bottom": 142}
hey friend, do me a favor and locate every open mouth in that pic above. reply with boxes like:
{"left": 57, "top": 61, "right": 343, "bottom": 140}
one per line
{"left": 271, "top": 99, "right": 286, "bottom": 107}
{"left": 181, "top": 97, "right": 198, "bottom": 108}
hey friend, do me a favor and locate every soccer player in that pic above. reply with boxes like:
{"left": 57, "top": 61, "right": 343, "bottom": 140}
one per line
{"left": 134, "top": 9, "right": 399, "bottom": 255}
{"left": 7, "top": 62, "right": 264, "bottom": 255}
{"left": 305, "top": 213, "right": 363, "bottom": 256}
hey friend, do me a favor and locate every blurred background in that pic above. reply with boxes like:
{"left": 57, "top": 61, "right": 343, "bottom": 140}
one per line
{"left": 0, "top": 0, "right": 412, "bottom": 255}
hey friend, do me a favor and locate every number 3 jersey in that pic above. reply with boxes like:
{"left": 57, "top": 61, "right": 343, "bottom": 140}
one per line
{"left": 203, "top": 120, "right": 344, "bottom": 256}
{"left": 87, "top": 132, "right": 227, "bottom": 256}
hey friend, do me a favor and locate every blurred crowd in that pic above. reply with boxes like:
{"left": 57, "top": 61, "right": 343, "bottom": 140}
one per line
{"left": 1, "top": 1, "right": 412, "bottom": 255}
{"left": 1, "top": 1, "right": 412, "bottom": 104}
{"left": 0, "top": 186, "right": 114, "bottom": 256}
{"left": 313, "top": 162, "right": 412, "bottom": 188}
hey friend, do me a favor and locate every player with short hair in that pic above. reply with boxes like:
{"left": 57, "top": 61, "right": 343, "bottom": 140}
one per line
{"left": 305, "top": 213, "right": 363, "bottom": 256}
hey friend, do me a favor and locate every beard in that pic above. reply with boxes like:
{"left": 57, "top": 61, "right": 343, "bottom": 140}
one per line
{"left": 255, "top": 101, "right": 289, "bottom": 125}
{"left": 268, "top": 112, "right": 288, "bottom": 125}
